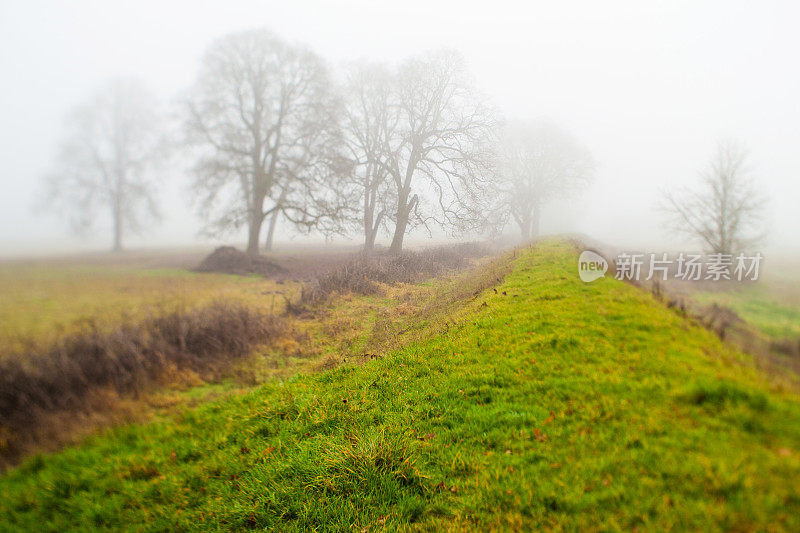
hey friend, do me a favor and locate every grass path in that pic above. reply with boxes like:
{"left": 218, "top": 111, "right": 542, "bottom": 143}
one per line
{"left": 1, "top": 241, "right": 799, "bottom": 531}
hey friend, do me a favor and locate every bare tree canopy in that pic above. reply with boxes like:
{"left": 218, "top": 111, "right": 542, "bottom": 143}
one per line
{"left": 41, "top": 78, "right": 162, "bottom": 251}
{"left": 663, "top": 140, "right": 766, "bottom": 254}
{"left": 338, "top": 62, "right": 397, "bottom": 251}
{"left": 492, "top": 120, "right": 594, "bottom": 241}
{"left": 381, "top": 50, "right": 497, "bottom": 253}
{"left": 185, "top": 28, "right": 343, "bottom": 256}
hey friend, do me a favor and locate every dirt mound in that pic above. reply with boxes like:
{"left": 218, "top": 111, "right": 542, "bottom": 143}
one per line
{"left": 196, "top": 246, "right": 287, "bottom": 277}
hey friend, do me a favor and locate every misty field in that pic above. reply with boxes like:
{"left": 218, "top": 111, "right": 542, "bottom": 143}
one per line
{"left": 0, "top": 263, "right": 296, "bottom": 352}
{"left": 0, "top": 245, "right": 488, "bottom": 469}
{"left": 688, "top": 261, "right": 800, "bottom": 341}
{"left": 2, "top": 242, "right": 800, "bottom": 531}
{"left": 3, "top": 2, "right": 800, "bottom": 530}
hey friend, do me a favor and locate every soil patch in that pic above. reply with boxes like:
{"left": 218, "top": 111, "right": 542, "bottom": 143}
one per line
{"left": 196, "top": 246, "right": 288, "bottom": 276}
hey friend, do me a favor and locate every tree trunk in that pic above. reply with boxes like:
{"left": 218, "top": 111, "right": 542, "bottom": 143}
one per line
{"left": 264, "top": 209, "right": 279, "bottom": 252}
{"left": 364, "top": 199, "right": 375, "bottom": 252}
{"left": 390, "top": 156, "right": 420, "bottom": 255}
{"left": 389, "top": 219, "right": 406, "bottom": 254}
{"left": 112, "top": 199, "right": 123, "bottom": 252}
{"left": 364, "top": 211, "right": 384, "bottom": 252}
{"left": 246, "top": 213, "right": 264, "bottom": 257}
{"left": 530, "top": 202, "right": 541, "bottom": 239}
{"left": 519, "top": 210, "right": 531, "bottom": 242}
{"left": 389, "top": 205, "right": 409, "bottom": 254}
{"left": 390, "top": 188, "right": 417, "bottom": 254}
{"left": 520, "top": 222, "right": 530, "bottom": 242}
{"left": 364, "top": 229, "right": 376, "bottom": 252}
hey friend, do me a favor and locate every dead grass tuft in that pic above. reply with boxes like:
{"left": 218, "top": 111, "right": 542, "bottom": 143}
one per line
{"left": 300, "top": 243, "right": 490, "bottom": 306}
{"left": 0, "top": 302, "right": 285, "bottom": 464}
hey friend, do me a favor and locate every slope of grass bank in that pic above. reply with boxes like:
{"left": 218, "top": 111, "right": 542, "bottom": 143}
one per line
{"left": 2, "top": 241, "right": 800, "bottom": 531}
{"left": 692, "top": 285, "right": 800, "bottom": 340}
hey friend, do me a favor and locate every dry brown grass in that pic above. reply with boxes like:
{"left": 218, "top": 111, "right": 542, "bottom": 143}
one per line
{"left": 299, "top": 242, "right": 491, "bottom": 306}
{"left": 0, "top": 302, "right": 287, "bottom": 466}
{"left": 0, "top": 242, "right": 510, "bottom": 469}
{"left": 357, "top": 247, "right": 518, "bottom": 356}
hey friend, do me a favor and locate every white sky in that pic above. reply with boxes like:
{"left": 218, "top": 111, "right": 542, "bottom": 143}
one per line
{"left": 1, "top": 0, "right": 798, "bottom": 256}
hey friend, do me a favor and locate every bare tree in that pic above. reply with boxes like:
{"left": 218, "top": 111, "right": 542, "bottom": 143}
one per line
{"left": 492, "top": 120, "right": 594, "bottom": 241}
{"left": 663, "top": 140, "right": 766, "bottom": 254}
{"left": 185, "top": 29, "right": 342, "bottom": 257}
{"left": 41, "top": 78, "right": 162, "bottom": 251}
{"left": 339, "top": 62, "right": 397, "bottom": 251}
{"left": 263, "top": 187, "right": 285, "bottom": 252}
{"left": 383, "top": 50, "right": 497, "bottom": 254}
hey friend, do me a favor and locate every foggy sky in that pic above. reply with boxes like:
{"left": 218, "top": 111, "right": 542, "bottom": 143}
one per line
{"left": 1, "top": 0, "right": 798, "bottom": 256}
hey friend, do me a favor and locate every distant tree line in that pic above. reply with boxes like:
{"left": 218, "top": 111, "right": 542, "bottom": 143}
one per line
{"left": 54, "top": 27, "right": 774, "bottom": 256}
{"left": 40, "top": 29, "right": 598, "bottom": 255}
{"left": 42, "top": 79, "right": 164, "bottom": 252}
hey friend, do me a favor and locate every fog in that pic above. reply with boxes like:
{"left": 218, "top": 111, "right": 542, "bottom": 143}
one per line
{"left": 1, "top": 0, "right": 798, "bottom": 257}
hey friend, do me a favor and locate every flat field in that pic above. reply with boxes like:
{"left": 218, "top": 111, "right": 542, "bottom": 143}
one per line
{"left": 0, "top": 258, "right": 300, "bottom": 352}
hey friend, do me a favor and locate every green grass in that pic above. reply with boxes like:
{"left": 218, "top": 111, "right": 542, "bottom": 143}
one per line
{"left": 692, "top": 285, "right": 800, "bottom": 340}
{"left": 2, "top": 241, "right": 800, "bottom": 531}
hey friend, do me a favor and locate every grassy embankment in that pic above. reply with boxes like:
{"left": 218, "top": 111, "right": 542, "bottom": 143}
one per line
{"left": 682, "top": 255, "right": 800, "bottom": 342}
{"left": 692, "top": 284, "right": 800, "bottom": 340}
{"left": 1, "top": 241, "right": 800, "bottom": 531}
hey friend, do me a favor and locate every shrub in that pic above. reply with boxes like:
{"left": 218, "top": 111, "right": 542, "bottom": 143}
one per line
{"left": 0, "top": 302, "right": 284, "bottom": 460}
{"left": 300, "top": 243, "right": 490, "bottom": 305}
